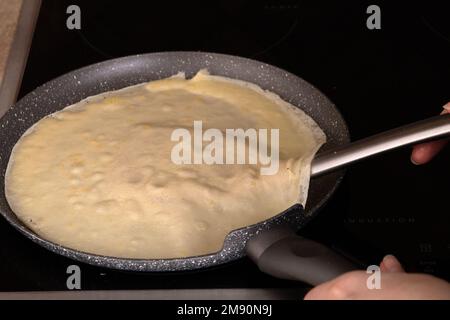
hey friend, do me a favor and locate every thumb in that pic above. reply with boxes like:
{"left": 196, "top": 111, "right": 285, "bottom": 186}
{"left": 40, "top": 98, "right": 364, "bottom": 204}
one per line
{"left": 380, "top": 254, "right": 405, "bottom": 273}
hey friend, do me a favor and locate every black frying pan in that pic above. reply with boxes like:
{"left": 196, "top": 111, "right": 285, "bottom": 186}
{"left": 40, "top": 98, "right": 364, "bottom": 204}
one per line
{"left": 1, "top": 52, "right": 449, "bottom": 286}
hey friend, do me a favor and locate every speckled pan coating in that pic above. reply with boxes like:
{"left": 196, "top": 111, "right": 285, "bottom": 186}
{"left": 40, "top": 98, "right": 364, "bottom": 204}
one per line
{"left": 0, "top": 52, "right": 349, "bottom": 272}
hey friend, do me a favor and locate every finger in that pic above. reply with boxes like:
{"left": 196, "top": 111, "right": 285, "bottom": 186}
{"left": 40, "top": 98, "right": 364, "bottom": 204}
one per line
{"left": 380, "top": 254, "right": 405, "bottom": 273}
{"left": 305, "top": 270, "right": 450, "bottom": 300}
{"left": 304, "top": 271, "right": 368, "bottom": 300}
{"left": 411, "top": 139, "right": 448, "bottom": 165}
{"left": 444, "top": 102, "right": 450, "bottom": 111}
{"left": 411, "top": 106, "right": 450, "bottom": 165}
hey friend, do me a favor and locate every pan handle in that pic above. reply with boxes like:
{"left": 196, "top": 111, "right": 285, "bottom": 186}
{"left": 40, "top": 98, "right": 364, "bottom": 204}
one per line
{"left": 246, "top": 226, "right": 358, "bottom": 286}
{"left": 311, "top": 114, "right": 450, "bottom": 177}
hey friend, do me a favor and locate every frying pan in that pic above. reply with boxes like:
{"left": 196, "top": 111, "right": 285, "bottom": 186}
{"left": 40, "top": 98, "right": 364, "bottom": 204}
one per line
{"left": 0, "top": 52, "right": 449, "bottom": 286}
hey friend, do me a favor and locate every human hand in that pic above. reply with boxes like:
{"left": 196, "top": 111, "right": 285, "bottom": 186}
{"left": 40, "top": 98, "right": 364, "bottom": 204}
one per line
{"left": 304, "top": 255, "right": 450, "bottom": 300}
{"left": 411, "top": 102, "right": 450, "bottom": 165}
{"left": 305, "top": 105, "right": 450, "bottom": 300}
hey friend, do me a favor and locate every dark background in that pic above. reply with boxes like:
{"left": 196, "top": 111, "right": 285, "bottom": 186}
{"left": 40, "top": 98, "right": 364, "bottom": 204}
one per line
{"left": 0, "top": 0, "right": 449, "bottom": 291}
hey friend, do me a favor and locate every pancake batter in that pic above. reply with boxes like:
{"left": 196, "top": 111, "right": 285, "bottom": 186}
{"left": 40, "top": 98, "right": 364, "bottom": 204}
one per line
{"left": 5, "top": 71, "right": 325, "bottom": 258}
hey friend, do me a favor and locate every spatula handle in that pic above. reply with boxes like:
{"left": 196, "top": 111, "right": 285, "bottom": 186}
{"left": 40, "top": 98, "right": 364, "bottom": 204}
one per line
{"left": 246, "top": 226, "right": 358, "bottom": 285}
{"left": 311, "top": 114, "right": 450, "bottom": 177}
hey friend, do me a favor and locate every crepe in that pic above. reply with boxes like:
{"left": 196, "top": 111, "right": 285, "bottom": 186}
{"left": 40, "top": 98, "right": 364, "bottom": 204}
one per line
{"left": 5, "top": 70, "right": 325, "bottom": 258}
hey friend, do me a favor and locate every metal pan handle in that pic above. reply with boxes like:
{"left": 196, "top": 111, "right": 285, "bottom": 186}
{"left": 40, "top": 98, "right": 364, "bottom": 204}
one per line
{"left": 311, "top": 114, "right": 450, "bottom": 177}
{"left": 246, "top": 226, "right": 358, "bottom": 286}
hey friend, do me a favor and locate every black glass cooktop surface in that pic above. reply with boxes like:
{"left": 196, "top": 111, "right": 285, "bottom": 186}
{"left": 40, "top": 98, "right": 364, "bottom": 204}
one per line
{"left": 1, "top": 0, "right": 449, "bottom": 292}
